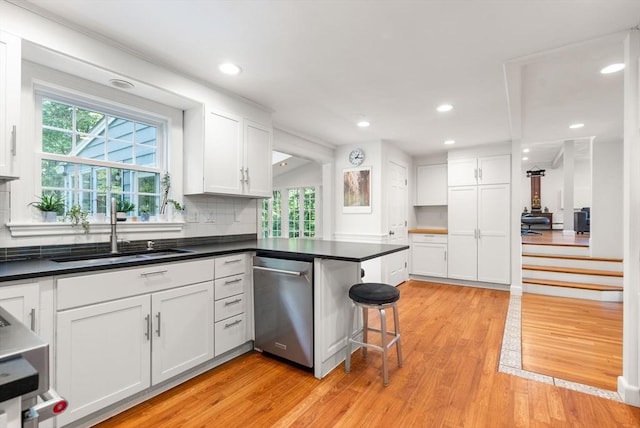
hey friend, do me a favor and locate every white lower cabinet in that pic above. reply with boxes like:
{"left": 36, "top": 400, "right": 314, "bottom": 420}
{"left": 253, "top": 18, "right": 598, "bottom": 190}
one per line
{"left": 0, "top": 280, "right": 39, "bottom": 330}
{"left": 55, "top": 259, "right": 215, "bottom": 426}
{"left": 410, "top": 234, "right": 447, "bottom": 278}
{"left": 214, "top": 254, "right": 250, "bottom": 357}
{"left": 57, "top": 282, "right": 214, "bottom": 426}
{"left": 56, "top": 295, "right": 152, "bottom": 426}
{"left": 151, "top": 283, "right": 214, "bottom": 384}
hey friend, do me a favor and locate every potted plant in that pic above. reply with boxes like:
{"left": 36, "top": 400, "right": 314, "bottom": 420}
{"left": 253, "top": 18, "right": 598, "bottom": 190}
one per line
{"left": 116, "top": 199, "right": 136, "bottom": 221}
{"left": 30, "top": 193, "right": 65, "bottom": 222}
{"left": 66, "top": 204, "right": 90, "bottom": 234}
{"left": 139, "top": 204, "right": 151, "bottom": 221}
{"left": 167, "top": 199, "right": 185, "bottom": 220}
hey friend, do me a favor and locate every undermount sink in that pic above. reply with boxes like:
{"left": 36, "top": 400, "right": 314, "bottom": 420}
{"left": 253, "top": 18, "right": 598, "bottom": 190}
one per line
{"left": 53, "top": 248, "right": 194, "bottom": 265}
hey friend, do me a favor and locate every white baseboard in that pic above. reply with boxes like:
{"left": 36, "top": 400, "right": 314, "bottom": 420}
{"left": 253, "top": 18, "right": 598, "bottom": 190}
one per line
{"left": 618, "top": 376, "right": 640, "bottom": 406}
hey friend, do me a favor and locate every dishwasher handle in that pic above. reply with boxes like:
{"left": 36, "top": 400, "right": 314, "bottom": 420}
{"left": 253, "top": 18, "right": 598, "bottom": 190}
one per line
{"left": 253, "top": 265, "right": 304, "bottom": 276}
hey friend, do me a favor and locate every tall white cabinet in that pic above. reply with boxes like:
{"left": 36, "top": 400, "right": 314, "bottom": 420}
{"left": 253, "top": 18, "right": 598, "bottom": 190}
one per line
{"left": 0, "top": 30, "right": 20, "bottom": 179}
{"left": 447, "top": 155, "right": 510, "bottom": 284}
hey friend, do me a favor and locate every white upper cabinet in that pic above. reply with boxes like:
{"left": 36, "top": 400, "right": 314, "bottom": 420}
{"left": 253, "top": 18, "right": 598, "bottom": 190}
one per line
{"left": 448, "top": 155, "right": 510, "bottom": 186}
{"left": 415, "top": 164, "right": 447, "bottom": 205}
{"left": 184, "top": 105, "right": 272, "bottom": 197}
{"left": 0, "top": 30, "right": 20, "bottom": 180}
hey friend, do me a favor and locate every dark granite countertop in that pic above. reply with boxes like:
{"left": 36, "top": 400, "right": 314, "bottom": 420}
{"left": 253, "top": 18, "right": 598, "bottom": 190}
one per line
{"left": 0, "top": 238, "right": 409, "bottom": 283}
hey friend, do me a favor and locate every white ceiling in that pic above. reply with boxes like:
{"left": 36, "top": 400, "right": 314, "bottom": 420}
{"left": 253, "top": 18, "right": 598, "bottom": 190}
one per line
{"left": 18, "top": 0, "right": 640, "bottom": 159}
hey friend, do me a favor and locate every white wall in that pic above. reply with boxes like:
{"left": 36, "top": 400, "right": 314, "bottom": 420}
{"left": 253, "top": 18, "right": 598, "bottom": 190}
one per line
{"left": 273, "top": 163, "right": 323, "bottom": 189}
{"left": 591, "top": 139, "right": 623, "bottom": 258}
{"left": 414, "top": 206, "right": 448, "bottom": 228}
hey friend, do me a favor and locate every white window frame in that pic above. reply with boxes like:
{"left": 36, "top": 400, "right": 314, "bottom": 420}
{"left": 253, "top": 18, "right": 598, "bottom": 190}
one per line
{"left": 261, "top": 186, "right": 321, "bottom": 239}
{"left": 7, "top": 82, "right": 184, "bottom": 237}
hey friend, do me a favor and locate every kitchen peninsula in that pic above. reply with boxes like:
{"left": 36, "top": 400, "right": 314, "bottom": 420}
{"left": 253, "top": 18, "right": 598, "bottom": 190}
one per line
{"left": 0, "top": 237, "right": 408, "bottom": 426}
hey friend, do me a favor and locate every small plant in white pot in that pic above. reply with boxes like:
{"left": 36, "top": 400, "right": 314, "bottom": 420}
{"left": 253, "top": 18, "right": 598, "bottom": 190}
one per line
{"left": 29, "top": 193, "right": 65, "bottom": 222}
{"left": 116, "top": 199, "right": 135, "bottom": 221}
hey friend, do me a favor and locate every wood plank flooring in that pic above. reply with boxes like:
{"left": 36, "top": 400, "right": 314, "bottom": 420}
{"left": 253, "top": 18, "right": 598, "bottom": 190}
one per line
{"left": 521, "top": 293, "right": 622, "bottom": 391}
{"left": 95, "top": 281, "right": 640, "bottom": 428}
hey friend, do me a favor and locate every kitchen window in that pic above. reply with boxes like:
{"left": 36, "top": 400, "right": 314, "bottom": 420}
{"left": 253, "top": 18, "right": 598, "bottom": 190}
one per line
{"left": 261, "top": 187, "right": 319, "bottom": 238}
{"left": 36, "top": 92, "right": 166, "bottom": 217}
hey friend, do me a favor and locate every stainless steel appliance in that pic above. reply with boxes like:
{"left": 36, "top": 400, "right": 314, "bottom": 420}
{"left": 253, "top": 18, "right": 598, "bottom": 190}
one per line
{"left": 0, "top": 306, "right": 67, "bottom": 428}
{"left": 253, "top": 256, "right": 313, "bottom": 368}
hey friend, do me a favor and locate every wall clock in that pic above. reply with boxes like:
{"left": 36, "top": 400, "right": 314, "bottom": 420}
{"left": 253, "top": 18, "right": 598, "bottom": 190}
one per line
{"left": 349, "top": 148, "right": 365, "bottom": 166}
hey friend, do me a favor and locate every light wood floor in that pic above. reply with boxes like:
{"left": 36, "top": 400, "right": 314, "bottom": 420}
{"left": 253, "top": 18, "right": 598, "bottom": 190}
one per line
{"left": 96, "top": 281, "right": 640, "bottom": 427}
{"left": 522, "top": 229, "right": 590, "bottom": 246}
{"left": 522, "top": 293, "right": 623, "bottom": 390}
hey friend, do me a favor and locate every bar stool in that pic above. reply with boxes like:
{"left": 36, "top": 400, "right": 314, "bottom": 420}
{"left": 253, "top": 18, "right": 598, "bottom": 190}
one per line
{"left": 344, "top": 282, "right": 403, "bottom": 386}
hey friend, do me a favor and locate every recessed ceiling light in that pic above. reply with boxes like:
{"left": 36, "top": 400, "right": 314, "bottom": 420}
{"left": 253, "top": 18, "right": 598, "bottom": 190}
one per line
{"left": 444, "top": 140, "right": 455, "bottom": 145}
{"left": 600, "top": 63, "right": 625, "bottom": 74}
{"left": 522, "top": 157, "right": 528, "bottom": 161}
{"left": 569, "top": 123, "right": 584, "bottom": 129}
{"left": 437, "top": 104, "right": 453, "bottom": 112}
{"left": 523, "top": 148, "right": 530, "bottom": 153}
{"left": 357, "top": 121, "right": 370, "bottom": 128}
{"left": 279, "top": 162, "right": 288, "bottom": 167}
{"left": 109, "top": 79, "right": 134, "bottom": 89}
{"left": 219, "top": 63, "right": 241, "bottom": 75}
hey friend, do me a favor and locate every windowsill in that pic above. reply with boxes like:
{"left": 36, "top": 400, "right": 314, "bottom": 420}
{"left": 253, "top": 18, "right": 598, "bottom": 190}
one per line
{"left": 6, "top": 221, "right": 185, "bottom": 237}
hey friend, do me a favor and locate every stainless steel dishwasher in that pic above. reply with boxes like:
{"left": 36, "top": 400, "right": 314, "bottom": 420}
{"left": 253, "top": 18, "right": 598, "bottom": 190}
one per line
{"left": 253, "top": 255, "right": 313, "bottom": 368}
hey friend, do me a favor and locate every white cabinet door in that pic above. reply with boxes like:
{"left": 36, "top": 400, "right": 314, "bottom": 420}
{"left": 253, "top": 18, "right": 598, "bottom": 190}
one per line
{"left": 477, "top": 155, "right": 510, "bottom": 185}
{"left": 244, "top": 120, "right": 272, "bottom": 197}
{"left": 151, "top": 282, "right": 214, "bottom": 384}
{"left": 447, "top": 186, "right": 478, "bottom": 281}
{"left": 0, "top": 31, "right": 20, "bottom": 179}
{"left": 0, "top": 282, "right": 38, "bottom": 331}
{"left": 411, "top": 243, "right": 447, "bottom": 277}
{"left": 478, "top": 184, "right": 511, "bottom": 284}
{"left": 56, "top": 295, "right": 151, "bottom": 426}
{"left": 447, "top": 158, "right": 478, "bottom": 187}
{"left": 203, "top": 110, "right": 244, "bottom": 195}
{"left": 416, "top": 164, "right": 447, "bottom": 205}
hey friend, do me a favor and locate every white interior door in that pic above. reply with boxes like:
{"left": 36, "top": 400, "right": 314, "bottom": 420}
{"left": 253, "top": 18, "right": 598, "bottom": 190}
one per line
{"left": 387, "top": 161, "right": 408, "bottom": 285}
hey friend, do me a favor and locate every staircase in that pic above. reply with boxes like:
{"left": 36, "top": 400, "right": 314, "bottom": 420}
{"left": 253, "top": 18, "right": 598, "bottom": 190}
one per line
{"left": 522, "top": 241, "right": 623, "bottom": 302}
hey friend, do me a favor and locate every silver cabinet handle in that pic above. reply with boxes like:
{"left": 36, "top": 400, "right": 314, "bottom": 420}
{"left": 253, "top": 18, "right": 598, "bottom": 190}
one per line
{"left": 11, "top": 125, "right": 16, "bottom": 156}
{"left": 253, "top": 266, "right": 303, "bottom": 276}
{"left": 444, "top": 250, "right": 447, "bottom": 261}
{"left": 140, "top": 269, "right": 168, "bottom": 277}
{"left": 240, "top": 168, "right": 246, "bottom": 184}
{"left": 155, "top": 312, "right": 161, "bottom": 337}
{"left": 224, "top": 319, "right": 242, "bottom": 328}
{"left": 144, "top": 314, "right": 150, "bottom": 340}
{"left": 478, "top": 168, "right": 483, "bottom": 180}
{"left": 477, "top": 228, "right": 481, "bottom": 239}
{"left": 224, "top": 277, "right": 242, "bottom": 284}
{"left": 474, "top": 168, "right": 478, "bottom": 180}
{"left": 244, "top": 168, "right": 249, "bottom": 185}
{"left": 224, "top": 298, "right": 242, "bottom": 306}
{"left": 30, "top": 308, "right": 35, "bottom": 331}
{"left": 389, "top": 230, "right": 395, "bottom": 235}
{"left": 224, "top": 259, "right": 242, "bottom": 264}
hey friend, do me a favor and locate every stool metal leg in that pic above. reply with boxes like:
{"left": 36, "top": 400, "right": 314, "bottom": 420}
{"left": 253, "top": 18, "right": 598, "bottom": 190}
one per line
{"left": 380, "top": 307, "right": 389, "bottom": 386}
{"left": 345, "top": 302, "right": 354, "bottom": 373}
{"left": 362, "top": 306, "right": 368, "bottom": 358}
{"left": 393, "top": 303, "right": 403, "bottom": 367}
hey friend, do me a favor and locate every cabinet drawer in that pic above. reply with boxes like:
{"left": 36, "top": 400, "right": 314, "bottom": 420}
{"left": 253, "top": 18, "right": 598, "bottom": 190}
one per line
{"left": 215, "top": 313, "right": 246, "bottom": 357}
{"left": 214, "top": 274, "right": 245, "bottom": 300}
{"left": 57, "top": 258, "right": 214, "bottom": 310}
{"left": 412, "top": 234, "right": 447, "bottom": 244}
{"left": 214, "top": 294, "right": 245, "bottom": 322}
{"left": 215, "top": 254, "right": 246, "bottom": 279}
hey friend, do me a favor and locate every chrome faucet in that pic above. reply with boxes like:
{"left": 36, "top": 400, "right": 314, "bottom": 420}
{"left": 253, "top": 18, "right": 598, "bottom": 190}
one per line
{"left": 110, "top": 197, "right": 118, "bottom": 253}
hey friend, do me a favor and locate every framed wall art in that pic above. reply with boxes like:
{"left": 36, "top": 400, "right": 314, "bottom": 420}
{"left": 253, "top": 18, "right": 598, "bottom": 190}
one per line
{"left": 343, "top": 166, "right": 371, "bottom": 213}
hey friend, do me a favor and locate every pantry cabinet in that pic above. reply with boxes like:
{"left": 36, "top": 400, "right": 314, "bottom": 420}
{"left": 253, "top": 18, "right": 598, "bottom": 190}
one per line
{"left": 184, "top": 105, "right": 272, "bottom": 197}
{"left": 0, "top": 30, "right": 20, "bottom": 179}
{"left": 447, "top": 154, "right": 510, "bottom": 284}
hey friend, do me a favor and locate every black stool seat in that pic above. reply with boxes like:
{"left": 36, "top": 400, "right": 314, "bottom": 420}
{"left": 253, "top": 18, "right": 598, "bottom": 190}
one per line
{"left": 349, "top": 282, "right": 399, "bottom": 305}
